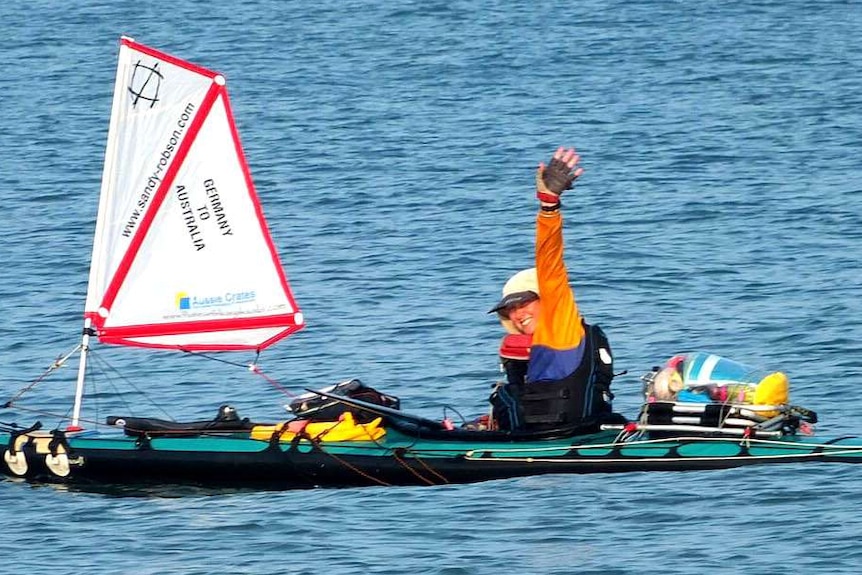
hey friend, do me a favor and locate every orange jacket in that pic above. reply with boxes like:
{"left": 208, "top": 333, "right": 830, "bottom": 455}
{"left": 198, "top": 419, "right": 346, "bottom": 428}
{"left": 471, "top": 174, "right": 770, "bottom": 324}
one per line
{"left": 526, "top": 209, "right": 587, "bottom": 382}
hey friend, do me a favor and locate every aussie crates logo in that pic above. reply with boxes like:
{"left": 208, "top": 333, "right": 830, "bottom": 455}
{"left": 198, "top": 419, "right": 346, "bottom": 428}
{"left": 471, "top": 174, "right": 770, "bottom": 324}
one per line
{"left": 176, "top": 290, "right": 257, "bottom": 310}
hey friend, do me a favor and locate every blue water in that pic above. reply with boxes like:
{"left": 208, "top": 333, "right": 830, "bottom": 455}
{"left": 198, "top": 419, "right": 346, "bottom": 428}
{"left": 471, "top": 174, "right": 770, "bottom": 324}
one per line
{"left": 2, "top": 1, "right": 862, "bottom": 573}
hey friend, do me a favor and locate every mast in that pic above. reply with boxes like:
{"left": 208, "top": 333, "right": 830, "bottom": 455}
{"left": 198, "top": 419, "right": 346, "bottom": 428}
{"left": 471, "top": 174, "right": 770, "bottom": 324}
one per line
{"left": 70, "top": 38, "right": 129, "bottom": 430}
{"left": 70, "top": 319, "right": 93, "bottom": 430}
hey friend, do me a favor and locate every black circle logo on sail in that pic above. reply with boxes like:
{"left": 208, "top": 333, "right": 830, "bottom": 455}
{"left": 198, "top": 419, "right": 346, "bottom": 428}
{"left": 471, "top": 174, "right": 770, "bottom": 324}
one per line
{"left": 128, "top": 60, "right": 163, "bottom": 108}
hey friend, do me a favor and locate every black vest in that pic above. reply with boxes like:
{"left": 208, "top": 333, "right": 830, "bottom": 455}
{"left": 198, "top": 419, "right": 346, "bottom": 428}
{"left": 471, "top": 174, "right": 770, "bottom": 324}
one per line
{"left": 492, "top": 323, "right": 615, "bottom": 432}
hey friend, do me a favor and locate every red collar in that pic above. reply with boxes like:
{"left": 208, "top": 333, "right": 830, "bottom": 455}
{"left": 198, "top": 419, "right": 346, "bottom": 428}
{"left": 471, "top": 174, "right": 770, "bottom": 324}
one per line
{"left": 499, "top": 333, "right": 532, "bottom": 360}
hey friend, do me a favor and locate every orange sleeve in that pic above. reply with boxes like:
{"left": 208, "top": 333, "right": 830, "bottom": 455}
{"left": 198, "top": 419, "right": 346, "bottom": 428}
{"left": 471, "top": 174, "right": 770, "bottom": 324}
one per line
{"left": 532, "top": 210, "right": 584, "bottom": 350}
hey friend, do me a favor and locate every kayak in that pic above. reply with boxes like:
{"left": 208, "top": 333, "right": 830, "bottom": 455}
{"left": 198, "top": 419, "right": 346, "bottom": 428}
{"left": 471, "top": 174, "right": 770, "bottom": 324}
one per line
{"left": 3, "top": 393, "right": 861, "bottom": 490}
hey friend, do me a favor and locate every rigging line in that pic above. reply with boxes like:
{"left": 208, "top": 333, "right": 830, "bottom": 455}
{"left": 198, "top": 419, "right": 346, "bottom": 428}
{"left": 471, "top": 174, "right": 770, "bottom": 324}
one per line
{"left": 368, "top": 424, "right": 421, "bottom": 451}
{"left": 9, "top": 404, "right": 102, "bottom": 430}
{"left": 0, "top": 420, "right": 32, "bottom": 432}
{"left": 403, "top": 449, "right": 450, "bottom": 484}
{"left": 87, "top": 353, "right": 136, "bottom": 420}
{"left": 87, "top": 351, "right": 175, "bottom": 421}
{"left": 304, "top": 419, "right": 344, "bottom": 442}
{"left": 311, "top": 440, "right": 393, "bottom": 487}
{"left": 356, "top": 425, "right": 441, "bottom": 484}
{"left": 182, "top": 350, "right": 298, "bottom": 398}
{"left": 181, "top": 349, "right": 254, "bottom": 371}
{"left": 9, "top": 399, "right": 75, "bottom": 432}
{"left": 391, "top": 450, "right": 437, "bottom": 486}
{"left": 3, "top": 344, "right": 82, "bottom": 408}
{"left": 300, "top": 420, "right": 413, "bottom": 486}
{"left": 248, "top": 365, "right": 297, "bottom": 398}
{"left": 91, "top": 368, "right": 100, "bottom": 432}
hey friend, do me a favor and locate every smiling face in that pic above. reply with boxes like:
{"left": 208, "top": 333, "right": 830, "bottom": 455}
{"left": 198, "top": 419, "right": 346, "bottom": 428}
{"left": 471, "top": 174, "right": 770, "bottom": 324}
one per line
{"left": 505, "top": 298, "right": 542, "bottom": 335}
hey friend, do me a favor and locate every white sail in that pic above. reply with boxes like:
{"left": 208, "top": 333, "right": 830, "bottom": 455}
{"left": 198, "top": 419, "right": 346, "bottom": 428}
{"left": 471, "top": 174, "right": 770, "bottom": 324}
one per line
{"left": 85, "top": 37, "right": 303, "bottom": 351}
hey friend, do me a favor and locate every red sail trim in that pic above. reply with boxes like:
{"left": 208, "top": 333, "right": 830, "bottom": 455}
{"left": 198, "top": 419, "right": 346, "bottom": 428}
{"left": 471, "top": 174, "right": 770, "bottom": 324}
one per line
{"left": 97, "top": 314, "right": 304, "bottom": 351}
{"left": 220, "top": 90, "right": 302, "bottom": 317}
{"left": 92, "top": 80, "right": 223, "bottom": 333}
{"left": 121, "top": 37, "right": 219, "bottom": 79}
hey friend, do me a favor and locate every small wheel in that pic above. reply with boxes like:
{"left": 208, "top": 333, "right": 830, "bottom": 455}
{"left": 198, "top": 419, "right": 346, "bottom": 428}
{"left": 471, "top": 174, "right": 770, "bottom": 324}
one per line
{"left": 46, "top": 452, "right": 71, "bottom": 477}
{"left": 4, "top": 450, "right": 28, "bottom": 476}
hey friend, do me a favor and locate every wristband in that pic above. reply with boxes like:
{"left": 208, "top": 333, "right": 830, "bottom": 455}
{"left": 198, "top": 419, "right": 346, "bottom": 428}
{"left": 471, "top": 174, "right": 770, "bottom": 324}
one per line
{"left": 536, "top": 191, "right": 560, "bottom": 204}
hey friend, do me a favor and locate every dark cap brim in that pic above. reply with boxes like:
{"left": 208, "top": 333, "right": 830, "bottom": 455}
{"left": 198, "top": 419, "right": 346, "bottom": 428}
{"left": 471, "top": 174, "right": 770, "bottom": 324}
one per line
{"left": 488, "top": 290, "right": 539, "bottom": 315}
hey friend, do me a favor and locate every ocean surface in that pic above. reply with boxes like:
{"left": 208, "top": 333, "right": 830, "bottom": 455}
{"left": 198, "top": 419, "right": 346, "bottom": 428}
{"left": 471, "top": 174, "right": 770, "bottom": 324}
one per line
{"left": 2, "top": 1, "right": 862, "bottom": 573}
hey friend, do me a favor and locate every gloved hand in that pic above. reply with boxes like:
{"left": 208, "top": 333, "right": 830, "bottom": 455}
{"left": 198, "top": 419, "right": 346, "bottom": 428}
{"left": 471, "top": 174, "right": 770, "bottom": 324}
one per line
{"left": 536, "top": 147, "right": 584, "bottom": 204}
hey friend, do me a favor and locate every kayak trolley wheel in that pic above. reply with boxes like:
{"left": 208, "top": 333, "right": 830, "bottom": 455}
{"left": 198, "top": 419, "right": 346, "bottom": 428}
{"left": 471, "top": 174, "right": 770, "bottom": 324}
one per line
{"left": 45, "top": 451, "right": 70, "bottom": 477}
{"left": 4, "top": 448, "right": 28, "bottom": 476}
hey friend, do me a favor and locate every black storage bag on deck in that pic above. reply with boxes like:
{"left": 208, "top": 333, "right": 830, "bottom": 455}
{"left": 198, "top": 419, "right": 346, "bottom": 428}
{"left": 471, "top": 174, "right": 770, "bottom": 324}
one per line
{"left": 288, "top": 379, "right": 400, "bottom": 423}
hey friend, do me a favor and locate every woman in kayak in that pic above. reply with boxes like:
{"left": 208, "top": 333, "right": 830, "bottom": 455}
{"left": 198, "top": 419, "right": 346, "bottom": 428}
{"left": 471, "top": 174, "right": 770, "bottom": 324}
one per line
{"left": 488, "top": 147, "right": 616, "bottom": 432}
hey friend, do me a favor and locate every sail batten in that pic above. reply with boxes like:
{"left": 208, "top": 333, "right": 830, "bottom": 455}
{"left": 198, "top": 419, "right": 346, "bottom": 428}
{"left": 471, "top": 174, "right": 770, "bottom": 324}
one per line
{"left": 84, "top": 38, "right": 303, "bottom": 352}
